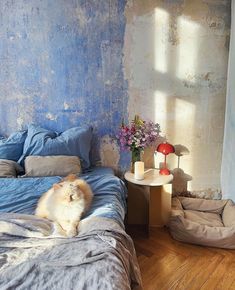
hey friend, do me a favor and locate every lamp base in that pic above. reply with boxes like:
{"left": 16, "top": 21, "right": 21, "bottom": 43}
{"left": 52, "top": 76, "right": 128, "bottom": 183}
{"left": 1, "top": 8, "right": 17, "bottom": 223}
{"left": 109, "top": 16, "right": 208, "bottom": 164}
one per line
{"left": 159, "top": 168, "right": 171, "bottom": 175}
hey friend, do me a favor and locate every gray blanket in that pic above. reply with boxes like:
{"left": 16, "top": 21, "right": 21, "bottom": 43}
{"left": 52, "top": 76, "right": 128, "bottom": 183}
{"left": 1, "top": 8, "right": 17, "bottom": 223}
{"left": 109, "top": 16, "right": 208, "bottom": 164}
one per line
{"left": 0, "top": 214, "right": 142, "bottom": 290}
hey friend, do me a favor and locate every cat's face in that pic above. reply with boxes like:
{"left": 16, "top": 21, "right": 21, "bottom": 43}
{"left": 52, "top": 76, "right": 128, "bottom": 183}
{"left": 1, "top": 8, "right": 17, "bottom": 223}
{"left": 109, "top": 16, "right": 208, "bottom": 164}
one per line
{"left": 53, "top": 181, "right": 83, "bottom": 203}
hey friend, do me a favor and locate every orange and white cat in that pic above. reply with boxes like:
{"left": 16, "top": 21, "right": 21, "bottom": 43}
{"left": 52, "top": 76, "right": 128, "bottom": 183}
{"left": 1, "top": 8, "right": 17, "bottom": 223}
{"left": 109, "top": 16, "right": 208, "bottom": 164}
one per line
{"left": 35, "top": 174, "right": 93, "bottom": 237}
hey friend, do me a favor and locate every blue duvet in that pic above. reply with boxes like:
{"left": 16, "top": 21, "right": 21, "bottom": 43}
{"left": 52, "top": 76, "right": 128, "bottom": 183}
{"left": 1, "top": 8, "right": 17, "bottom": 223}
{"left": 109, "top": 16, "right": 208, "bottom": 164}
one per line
{"left": 0, "top": 167, "right": 127, "bottom": 227}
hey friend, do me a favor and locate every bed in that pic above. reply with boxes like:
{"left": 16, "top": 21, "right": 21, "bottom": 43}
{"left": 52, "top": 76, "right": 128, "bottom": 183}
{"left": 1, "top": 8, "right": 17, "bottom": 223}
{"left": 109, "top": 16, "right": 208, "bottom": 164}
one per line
{"left": 0, "top": 167, "right": 142, "bottom": 289}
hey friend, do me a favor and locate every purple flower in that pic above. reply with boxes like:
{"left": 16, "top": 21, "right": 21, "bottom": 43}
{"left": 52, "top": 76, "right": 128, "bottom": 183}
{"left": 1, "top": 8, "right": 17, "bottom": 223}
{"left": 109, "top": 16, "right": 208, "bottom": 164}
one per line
{"left": 117, "top": 115, "right": 161, "bottom": 151}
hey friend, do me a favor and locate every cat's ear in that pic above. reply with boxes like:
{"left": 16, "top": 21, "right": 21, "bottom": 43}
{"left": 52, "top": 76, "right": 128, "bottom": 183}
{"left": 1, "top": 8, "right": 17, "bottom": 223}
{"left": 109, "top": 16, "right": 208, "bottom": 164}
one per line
{"left": 53, "top": 183, "right": 63, "bottom": 190}
{"left": 63, "top": 174, "right": 77, "bottom": 182}
{"left": 73, "top": 179, "right": 86, "bottom": 189}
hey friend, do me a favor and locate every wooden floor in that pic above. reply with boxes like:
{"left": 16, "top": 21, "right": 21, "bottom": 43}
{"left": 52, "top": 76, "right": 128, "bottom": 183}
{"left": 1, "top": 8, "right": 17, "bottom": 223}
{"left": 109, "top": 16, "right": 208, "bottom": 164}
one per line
{"left": 127, "top": 226, "right": 235, "bottom": 290}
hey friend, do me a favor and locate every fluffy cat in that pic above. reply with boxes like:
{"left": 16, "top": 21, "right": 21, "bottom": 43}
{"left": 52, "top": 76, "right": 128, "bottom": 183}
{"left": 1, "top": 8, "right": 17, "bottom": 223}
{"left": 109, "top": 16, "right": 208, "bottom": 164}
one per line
{"left": 35, "top": 174, "right": 93, "bottom": 237}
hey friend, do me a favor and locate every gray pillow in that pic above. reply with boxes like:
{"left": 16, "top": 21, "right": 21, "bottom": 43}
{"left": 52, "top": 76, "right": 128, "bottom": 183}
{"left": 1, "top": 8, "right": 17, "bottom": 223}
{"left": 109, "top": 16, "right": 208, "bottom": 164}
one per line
{"left": 24, "top": 155, "right": 82, "bottom": 177}
{"left": 0, "top": 159, "right": 23, "bottom": 178}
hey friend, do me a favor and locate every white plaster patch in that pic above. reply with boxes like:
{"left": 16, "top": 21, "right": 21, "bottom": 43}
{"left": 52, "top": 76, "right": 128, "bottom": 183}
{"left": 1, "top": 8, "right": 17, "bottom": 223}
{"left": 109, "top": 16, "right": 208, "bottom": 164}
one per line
{"left": 63, "top": 102, "right": 70, "bottom": 110}
{"left": 46, "top": 113, "right": 57, "bottom": 121}
{"left": 75, "top": 6, "right": 89, "bottom": 29}
{"left": 16, "top": 33, "right": 22, "bottom": 38}
{"left": 100, "top": 135, "right": 120, "bottom": 170}
{"left": 42, "top": 77, "right": 48, "bottom": 84}
{"left": 126, "top": 0, "right": 134, "bottom": 9}
{"left": 104, "top": 80, "right": 111, "bottom": 85}
{"left": 10, "top": 93, "right": 31, "bottom": 101}
{"left": 17, "top": 117, "right": 24, "bottom": 129}
{"left": 19, "top": 59, "right": 29, "bottom": 66}
{"left": 15, "top": 99, "right": 34, "bottom": 131}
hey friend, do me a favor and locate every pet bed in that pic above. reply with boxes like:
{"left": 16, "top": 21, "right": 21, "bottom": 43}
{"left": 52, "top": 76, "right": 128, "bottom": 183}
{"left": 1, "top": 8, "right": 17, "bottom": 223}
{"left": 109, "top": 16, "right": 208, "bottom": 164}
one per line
{"left": 169, "top": 197, "right": 235, "bottom": 249}
{"left": 0, "top": 167, "right": 142, "bottom": 289}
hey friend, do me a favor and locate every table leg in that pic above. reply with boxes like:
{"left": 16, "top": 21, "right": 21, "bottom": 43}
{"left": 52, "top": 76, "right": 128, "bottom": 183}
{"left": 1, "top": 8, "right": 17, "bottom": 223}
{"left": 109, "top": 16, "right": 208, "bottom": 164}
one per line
{"left": 126, "top": 182, "right": 172, "bottom": 235}
{"left": 146, "top": 187, "right": 150, "bottom": 237}
{"left": 149, "top": 184, "right": 172, "bottom": 227}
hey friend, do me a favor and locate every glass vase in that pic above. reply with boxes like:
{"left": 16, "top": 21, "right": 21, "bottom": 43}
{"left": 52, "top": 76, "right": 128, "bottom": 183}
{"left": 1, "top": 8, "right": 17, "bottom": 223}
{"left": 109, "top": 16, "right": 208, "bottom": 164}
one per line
{"left": 131, "top": 148, "right": 141, "bottom": 173}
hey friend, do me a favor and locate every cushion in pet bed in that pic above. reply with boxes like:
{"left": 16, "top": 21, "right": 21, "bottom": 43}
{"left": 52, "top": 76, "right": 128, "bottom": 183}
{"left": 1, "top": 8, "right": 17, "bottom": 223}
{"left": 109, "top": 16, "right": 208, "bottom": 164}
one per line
{"left": 184, "top": 210, "right": 224, "bottom": 227}
{"left": 169, "top": 197, "right": 235, "bottom": 249}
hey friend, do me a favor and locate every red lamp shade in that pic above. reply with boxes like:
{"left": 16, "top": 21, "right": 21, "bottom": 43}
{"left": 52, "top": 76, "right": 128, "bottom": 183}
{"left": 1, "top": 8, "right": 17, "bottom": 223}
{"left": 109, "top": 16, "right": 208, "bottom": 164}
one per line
{"left": 157, "top": 142, "right": 175, "bottom": 175}
{"left": 157, "top": 142, "right": 175, "bottom": 155}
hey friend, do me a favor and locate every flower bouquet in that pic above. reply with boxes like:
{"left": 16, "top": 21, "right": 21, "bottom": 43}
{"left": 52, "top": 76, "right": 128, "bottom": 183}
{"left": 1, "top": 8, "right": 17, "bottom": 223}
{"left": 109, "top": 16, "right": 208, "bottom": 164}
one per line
{"left": 117, "top": 115, "right": 161, "bottom": 172}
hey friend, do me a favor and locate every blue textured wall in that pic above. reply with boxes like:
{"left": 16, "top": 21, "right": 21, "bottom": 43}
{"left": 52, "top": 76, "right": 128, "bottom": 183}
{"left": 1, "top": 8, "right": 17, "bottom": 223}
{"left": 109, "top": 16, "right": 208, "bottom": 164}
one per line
{"left": 0, "top": 0, "right": 128, "bottom": 166}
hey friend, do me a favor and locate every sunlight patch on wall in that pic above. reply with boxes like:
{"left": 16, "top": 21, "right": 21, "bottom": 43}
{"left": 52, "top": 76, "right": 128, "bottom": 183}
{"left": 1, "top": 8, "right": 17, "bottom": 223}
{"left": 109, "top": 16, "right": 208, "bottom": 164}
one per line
{"left": 154, "top": 8, "right": 169, "bottom": 74}
{"left": 154, "top": 90, "right": 167, "bottom": 136}
{"left": 154, "top": 90, "right": 168, "bottom": 169}
{"left": 176, "top": 17, "right": 200, "bottom": 82}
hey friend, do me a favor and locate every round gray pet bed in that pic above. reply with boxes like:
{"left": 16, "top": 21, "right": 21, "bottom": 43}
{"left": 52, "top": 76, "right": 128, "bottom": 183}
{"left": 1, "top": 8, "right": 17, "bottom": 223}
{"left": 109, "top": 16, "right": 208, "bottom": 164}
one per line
{"left": 169, "top": 197, "right": 235, "bottom": 249}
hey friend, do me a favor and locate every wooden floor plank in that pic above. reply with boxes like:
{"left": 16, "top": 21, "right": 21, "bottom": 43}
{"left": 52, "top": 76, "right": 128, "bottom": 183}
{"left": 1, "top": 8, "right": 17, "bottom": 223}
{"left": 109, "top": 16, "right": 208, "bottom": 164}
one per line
{"left": 200, "top": 257, "right": 234, "bottom": 290}
{"left": 164, "top": 255, "right": 211, "bottom": 290}
{"left": 211, "top": 260, "right": 235, "bottom": 290}
{"left": 186, "top": 255, "right": 223, "bottom": 290}
{"left": 127, "top": 226, "right": 235, "bottom": 290}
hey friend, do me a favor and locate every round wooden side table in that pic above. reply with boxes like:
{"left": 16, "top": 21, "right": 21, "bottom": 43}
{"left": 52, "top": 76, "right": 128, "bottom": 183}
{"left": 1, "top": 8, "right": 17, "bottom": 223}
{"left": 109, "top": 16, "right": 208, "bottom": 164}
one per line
{"left": 124, "top": 169, "right": 173, "bottom": 236}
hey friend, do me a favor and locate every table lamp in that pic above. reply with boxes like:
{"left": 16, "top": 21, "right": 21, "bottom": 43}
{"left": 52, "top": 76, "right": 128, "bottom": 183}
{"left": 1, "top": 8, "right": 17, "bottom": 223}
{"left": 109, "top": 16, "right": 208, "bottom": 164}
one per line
{"left": 157, "top": 142, "right": 175, "bottom": 175}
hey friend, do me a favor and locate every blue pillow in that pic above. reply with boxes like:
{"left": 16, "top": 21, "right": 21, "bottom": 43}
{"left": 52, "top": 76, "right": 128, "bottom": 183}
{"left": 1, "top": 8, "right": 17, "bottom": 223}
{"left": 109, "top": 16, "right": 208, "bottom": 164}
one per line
{"left": 0, "top": 131, "right": 27, "bottom": 161}
{"left": 19, "top": 125, "right": 93, "bottom": 169}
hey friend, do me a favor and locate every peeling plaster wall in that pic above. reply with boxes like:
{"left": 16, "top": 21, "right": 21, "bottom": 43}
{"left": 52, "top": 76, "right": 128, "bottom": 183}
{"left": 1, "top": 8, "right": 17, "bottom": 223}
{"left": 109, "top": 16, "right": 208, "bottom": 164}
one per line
{"left": 0, "top": 0, "right": 231, "bottom": 183}
{"left": 0, "top": 0, "right": 128, "bottom": 170}
{"left": 124, "top": 0, "right": 230, "bottom": 192}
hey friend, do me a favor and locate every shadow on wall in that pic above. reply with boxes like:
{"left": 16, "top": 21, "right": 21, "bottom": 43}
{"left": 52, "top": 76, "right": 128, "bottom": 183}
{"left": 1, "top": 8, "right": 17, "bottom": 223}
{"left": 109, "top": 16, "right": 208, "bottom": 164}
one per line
{"left": 172, "top": 143, "right": 222, "bottom": 199}
{"left": 142, "top": 136, "right": 166, "bottom": 168}
{"left": 171, "top": 144, "right": 192, "bottom": 195}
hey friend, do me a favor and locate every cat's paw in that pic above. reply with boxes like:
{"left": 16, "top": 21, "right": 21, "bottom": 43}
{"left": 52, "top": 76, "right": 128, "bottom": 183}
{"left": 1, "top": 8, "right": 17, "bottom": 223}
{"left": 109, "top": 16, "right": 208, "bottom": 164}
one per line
{"left": 53, "top": 222, "right": 67, "bottom": 237}
{"left": 66, "top": 228, "right": 77, "bottom": 238}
